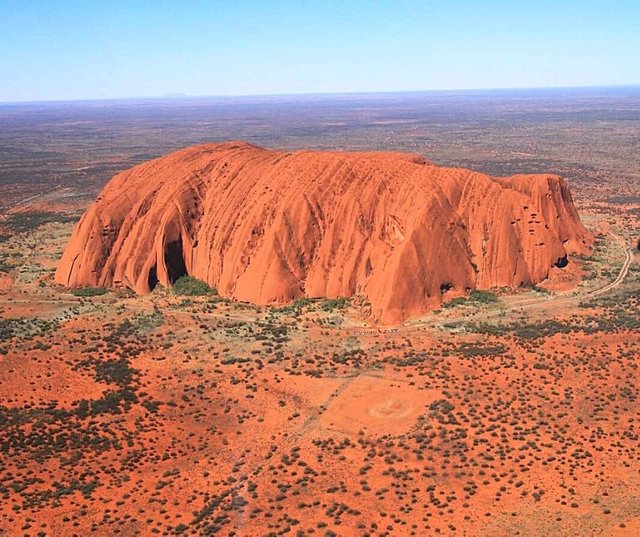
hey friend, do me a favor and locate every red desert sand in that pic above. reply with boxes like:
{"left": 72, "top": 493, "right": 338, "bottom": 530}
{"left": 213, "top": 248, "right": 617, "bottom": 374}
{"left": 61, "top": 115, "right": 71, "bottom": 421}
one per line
{"left": 56, "top": 141, "right": 592, "bottom": 323}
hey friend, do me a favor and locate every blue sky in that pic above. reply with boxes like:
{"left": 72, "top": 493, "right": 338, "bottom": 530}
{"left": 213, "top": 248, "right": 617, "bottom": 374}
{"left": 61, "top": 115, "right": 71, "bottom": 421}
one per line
{"left": 1, "top": 0, "right": 639, "bottom": 102}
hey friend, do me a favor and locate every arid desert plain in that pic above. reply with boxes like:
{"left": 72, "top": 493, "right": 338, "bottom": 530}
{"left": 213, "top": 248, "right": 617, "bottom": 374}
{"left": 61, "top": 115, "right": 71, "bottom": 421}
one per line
{"left": 1, "top": 87, "right": 639, "bottom": 536}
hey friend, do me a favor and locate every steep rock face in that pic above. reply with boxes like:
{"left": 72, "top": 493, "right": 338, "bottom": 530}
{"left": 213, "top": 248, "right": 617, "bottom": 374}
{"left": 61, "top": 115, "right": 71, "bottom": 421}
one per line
{"left": 56, "top": 142, "right": 592, "bottom": 323}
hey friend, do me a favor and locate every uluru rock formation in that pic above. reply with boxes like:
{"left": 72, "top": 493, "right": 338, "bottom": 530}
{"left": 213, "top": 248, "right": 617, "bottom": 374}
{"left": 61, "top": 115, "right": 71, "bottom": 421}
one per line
{"left": 56, "top": 142, "right": 593, "bottom": 323}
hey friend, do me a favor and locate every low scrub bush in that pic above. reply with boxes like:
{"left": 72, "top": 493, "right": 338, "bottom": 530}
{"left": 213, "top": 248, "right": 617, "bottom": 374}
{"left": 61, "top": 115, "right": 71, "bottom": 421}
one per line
{"left": 172, "top": 276, "right": 217, "bottom": 296}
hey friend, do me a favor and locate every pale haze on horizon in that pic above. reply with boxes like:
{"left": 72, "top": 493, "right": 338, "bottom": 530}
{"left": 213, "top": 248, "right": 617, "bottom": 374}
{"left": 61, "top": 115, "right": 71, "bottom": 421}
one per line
{"left": 1, "top": 0, "right": 639, "bottom": 103}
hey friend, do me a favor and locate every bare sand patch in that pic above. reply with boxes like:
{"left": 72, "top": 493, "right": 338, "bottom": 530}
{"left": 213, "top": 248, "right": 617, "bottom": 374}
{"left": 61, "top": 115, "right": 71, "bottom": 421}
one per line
{"left": 604, "top": 517, "right": 640, "bottom": 536}
{"left": 320, "top": 375, "right": 441, "bottom": 435}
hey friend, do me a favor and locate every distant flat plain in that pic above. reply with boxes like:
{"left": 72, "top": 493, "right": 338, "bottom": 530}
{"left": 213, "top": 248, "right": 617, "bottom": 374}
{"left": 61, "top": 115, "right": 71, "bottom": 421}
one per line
{"left": 1, "top": 86, "right": 639, "bottom": 208}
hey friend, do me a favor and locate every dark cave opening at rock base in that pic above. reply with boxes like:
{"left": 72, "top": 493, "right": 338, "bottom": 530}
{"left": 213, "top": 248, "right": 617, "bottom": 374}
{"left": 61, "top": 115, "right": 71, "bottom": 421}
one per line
{"left": 147, "top": 265, "right": 158, "bottom": 291}
{"left": 165, "top": 238, "right": 188, "bottom": 284}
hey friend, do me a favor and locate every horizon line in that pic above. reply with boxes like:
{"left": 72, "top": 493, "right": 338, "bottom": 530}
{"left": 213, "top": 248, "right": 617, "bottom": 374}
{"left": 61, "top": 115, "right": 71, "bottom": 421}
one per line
{"left": 1, "top": 82, "right": 639, "bottom": 106}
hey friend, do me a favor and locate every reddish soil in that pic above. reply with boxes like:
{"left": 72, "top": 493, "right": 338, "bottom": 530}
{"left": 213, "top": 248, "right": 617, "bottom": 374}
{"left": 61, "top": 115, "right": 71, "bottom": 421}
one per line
{"left": 1, "top": 224, "right": 638, "bottom": 535}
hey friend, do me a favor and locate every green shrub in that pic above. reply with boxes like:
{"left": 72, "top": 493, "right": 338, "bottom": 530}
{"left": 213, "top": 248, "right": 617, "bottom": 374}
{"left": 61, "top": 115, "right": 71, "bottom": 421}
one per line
{"left": 172, "top": 275, "right": 217, "bottom": 296}
{"left": 71, "top": 286, "right": 108, "bottom": 297}
{"left": 0, "top": 254, "right": 16, "bottom": 272}
{"left": 468, "top": 290, "right": 499, "bottom": 304}
{"left": 443, "top": 297, "right": 467, "bottom": 309}
{"left": 443, "top": 290, "right": 499, "bottom": 308}
{"left": 321, "top": 297, "right": 350, "bottom": 311}
{"left": 273, "top": 297, "right": 315, "bottom": 315}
